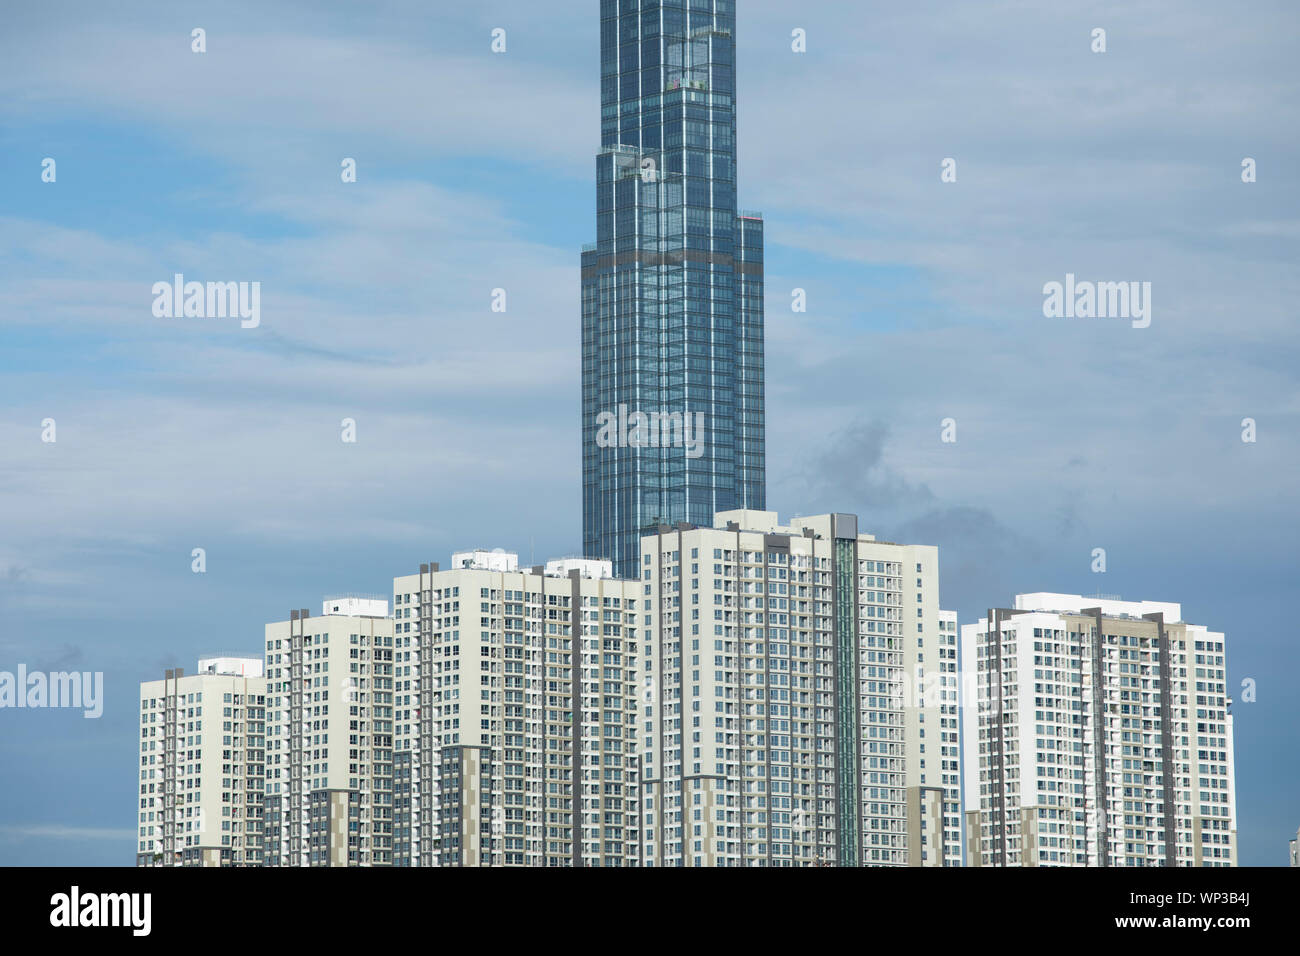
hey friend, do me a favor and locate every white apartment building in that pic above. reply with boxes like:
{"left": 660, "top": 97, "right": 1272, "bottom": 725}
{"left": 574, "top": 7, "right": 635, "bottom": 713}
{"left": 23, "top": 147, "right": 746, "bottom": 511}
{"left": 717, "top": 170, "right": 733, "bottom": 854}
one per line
{"left": 638, "top": 510, "right": 960, "bottom": 867}
{"left": 962, "top": 593, "right": 1236, "bottom": 867}
{"left": 263, "top": 598, "right": 395, "bottom": 866}
{"left": 137, "top": 657, "right": 267, "bottom": 866}
{"left": 922, "top": 609, "right": 962, "bottom": 865}
{"left": 392, "top": 551, "right": 640, "bottom": 866}
{"left": 135, "top": 516, "right": 967, "bottom": 870}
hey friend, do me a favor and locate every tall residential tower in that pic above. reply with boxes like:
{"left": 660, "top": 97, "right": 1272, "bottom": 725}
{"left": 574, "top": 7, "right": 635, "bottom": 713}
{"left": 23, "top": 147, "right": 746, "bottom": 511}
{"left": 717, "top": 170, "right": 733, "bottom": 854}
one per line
{"left": 393, "top": 551, "right": 641, "bottom": 866}
{"left": 583, "top": 0, "right": 766, "bottom": 578}
{"left": 962, "top": 593, "right": 1237, "bottom": 867}
{"left": 263, "top": 599, "right": 396, "bottom": 867}
{"left": 137, "top": 657, "right": 267, "bottom": 867}
{"left": 638, "top": 510, "right": 960, "bottom": 866}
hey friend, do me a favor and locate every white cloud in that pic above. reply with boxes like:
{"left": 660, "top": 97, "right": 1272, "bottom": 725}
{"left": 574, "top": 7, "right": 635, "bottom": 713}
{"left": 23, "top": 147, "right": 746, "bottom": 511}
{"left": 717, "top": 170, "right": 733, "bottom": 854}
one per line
{"left": 0, "top": 824, "right": 135, "bottom": 841}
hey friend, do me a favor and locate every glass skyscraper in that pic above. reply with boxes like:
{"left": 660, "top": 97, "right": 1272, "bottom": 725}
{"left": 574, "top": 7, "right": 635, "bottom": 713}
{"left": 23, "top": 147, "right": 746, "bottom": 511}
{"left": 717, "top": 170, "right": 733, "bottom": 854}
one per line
{"left": 582, "top": 0, "right": 765, "bottom": 578}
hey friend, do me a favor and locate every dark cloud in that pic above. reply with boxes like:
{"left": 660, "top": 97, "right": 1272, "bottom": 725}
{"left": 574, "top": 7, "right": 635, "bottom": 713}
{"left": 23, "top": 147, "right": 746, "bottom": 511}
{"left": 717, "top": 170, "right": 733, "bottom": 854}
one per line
{"left": 34, "top": 643, "right": 83, "bottom": 673}
{"left": 889, "top": 505, "right": 1039, "bottom": 612}
{"left": 795, "top": 418, "right": 934, "bottom": 515}
{"left": 0, "top": 0, "right": 1294, "bottom": 868}
{"left": 0, "top": 565, "right": 28, "bottom": 589}
{"left": 1055, "top": 502, "right": 1077, "bottom": 538}
{"left": 890, "top": 505, "right": 1035, "bottom": 568}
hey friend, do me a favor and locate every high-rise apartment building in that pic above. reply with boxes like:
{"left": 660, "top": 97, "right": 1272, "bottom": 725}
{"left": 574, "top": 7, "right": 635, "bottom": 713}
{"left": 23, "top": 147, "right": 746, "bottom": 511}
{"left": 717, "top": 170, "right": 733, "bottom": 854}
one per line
{"left": 637, "top": 509, "right": 959, "bottom": 866}
{"left": 136, "top": 657, "right": 266, "bottom": 867}
{"left": 135, "top": 513, "right": 967, "bottom": 869}
{"left": 263, "top": 599, "right": 396, "bottom": 866}
{"left": 392, "top": 551, "right": 641, "bottom": 866}
{"left": 582, "top": 0, "right": 765, "bottom": 578}
{"left": 962, "top": 593, "right": 1237, "bottom": 867}
{"left": 916, "top": 608, "right": 963, "bottom": 866}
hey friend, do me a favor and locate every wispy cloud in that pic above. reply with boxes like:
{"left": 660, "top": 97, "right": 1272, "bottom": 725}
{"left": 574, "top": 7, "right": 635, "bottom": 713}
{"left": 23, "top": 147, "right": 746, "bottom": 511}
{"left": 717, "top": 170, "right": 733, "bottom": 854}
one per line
{"left": 0, "top": 824, "right": 135, "bottom": 842}
{"left": 0, "top": 0, "right": 1295, "bottom": 868}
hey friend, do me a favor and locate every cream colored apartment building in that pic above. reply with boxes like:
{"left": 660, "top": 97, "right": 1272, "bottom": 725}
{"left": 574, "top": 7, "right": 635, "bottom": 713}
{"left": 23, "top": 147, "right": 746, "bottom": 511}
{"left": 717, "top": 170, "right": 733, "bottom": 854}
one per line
{"left": 137, "top": 657, "right": 267, "bottom": 866}
{"left": 263, "top": 598, "right": 396, "bottom": 866}
{"left": 392, "top": 551, "right": 641, "bottom": 866}
{"left": 638, "top": 510, "right": 960, "bottom": 867}
{"left": 962, "top": 593, "right": 1237, "bottom": 867}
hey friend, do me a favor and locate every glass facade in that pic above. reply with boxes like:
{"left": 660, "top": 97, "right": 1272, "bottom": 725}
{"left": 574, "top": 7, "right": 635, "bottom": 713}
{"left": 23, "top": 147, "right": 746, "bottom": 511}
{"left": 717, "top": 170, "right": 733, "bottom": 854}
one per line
{"left": 582, "top": 0, "right": 765, "bottom": 578}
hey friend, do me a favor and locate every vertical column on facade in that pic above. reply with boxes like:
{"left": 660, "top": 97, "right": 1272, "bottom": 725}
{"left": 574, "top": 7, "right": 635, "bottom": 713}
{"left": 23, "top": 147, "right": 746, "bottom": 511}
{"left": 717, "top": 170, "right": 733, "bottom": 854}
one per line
{"left": 831, "top": 533, "right": 860, "bottom": 866}
{"left": 1144, "top": 611, "right": 1180, "bottom": 866}
{"left": 987, "top": 609, "right": 1009, "bottom": 866}
{"left": 570, "top": 568, "right": 583, "bottom": 866}
{"left": 1086, "top": 607, "right": 1110, "bottom": 867}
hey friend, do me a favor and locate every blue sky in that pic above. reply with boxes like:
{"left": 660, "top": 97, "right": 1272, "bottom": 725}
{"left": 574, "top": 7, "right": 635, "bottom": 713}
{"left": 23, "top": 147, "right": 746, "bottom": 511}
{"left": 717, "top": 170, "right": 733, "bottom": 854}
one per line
{"left": 1, "top": 0, "right": 1297, "bottom": 865}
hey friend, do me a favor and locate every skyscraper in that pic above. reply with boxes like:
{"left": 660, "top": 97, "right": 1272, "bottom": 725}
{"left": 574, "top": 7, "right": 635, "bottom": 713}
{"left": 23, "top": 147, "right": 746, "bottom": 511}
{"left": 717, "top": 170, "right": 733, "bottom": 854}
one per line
{"left": 137, "top": 657, "right": 267, "bottom": 867}
{"left": 392, "top": 551, "right": 641, "bottom": 866}
{"left": 638, "top": 509, "right": 959, "bottom": 866}
{"left": 133, "top": 509, "right": 966, "bottom": 869}
{"left": 962, "top": 593, "right": 1237, "bottom": 867}
{"left": 583, "top": 0, "right": 766, "bottom": 579}
{"left": 263, "top": 599, "right": 396, "bottom": 867}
